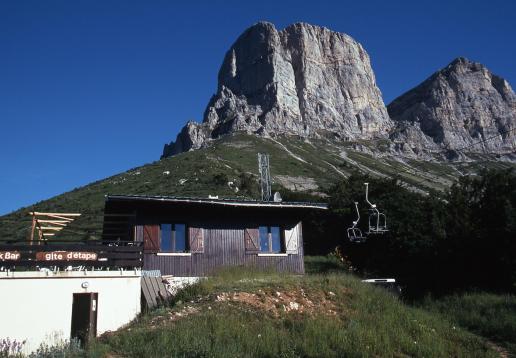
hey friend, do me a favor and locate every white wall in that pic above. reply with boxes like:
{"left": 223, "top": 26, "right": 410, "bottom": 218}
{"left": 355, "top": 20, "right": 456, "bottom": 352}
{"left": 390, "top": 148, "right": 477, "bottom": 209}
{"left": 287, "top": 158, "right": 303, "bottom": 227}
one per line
{"left": 162, "top": 275, "right": 201, "bottom": 295}
{"left": 0, "top": 270, "right": 141, "bottom": 354}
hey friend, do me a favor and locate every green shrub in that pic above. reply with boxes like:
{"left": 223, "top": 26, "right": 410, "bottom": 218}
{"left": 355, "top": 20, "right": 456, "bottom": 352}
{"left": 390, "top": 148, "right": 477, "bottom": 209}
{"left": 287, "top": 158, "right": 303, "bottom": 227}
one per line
{"left": 325, "top": 169, "right": 516, "bottom": 295}
{"left": 28, "top": 337, "right": 82, "bottom": 358}
{"left": 0, "top": 338, "right": 25, "bottom": 358}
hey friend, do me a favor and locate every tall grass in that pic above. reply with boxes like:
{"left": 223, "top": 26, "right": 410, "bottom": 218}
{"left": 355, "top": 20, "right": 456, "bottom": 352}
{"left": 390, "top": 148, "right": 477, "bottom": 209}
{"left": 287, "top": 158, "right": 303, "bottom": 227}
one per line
{"left": 421, "top": 292, "right": 516, "bottom": 354}
{"left": 304, "top": 254, "right": 349, "bottom": 275}
{"left": 91, "top": 267, "right": 497, "bottom": 357}
{"left": 169, "top": 266, "right": 294, "bottom": 305}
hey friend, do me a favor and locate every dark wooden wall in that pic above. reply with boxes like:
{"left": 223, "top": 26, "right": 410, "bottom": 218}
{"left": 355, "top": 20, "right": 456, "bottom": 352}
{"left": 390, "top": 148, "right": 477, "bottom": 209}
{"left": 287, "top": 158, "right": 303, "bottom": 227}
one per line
{"left": 105, "top": 200, "right": 312, "bottom": 276}
{"left": 141, "top": 222, "right": 304, "bottom": 276}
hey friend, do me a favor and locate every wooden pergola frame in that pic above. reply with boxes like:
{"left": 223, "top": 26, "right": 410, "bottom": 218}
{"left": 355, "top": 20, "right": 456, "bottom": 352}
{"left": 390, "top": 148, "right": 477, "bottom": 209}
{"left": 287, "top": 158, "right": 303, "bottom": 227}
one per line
{"left": 29, "top": 211, "right": 81, "bottom": 243}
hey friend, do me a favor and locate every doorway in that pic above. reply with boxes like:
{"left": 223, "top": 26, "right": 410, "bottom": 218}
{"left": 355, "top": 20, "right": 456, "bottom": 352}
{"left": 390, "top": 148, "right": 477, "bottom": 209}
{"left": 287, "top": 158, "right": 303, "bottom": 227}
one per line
{"left": 71, "top": 292, "right": 98, "bottom": 346}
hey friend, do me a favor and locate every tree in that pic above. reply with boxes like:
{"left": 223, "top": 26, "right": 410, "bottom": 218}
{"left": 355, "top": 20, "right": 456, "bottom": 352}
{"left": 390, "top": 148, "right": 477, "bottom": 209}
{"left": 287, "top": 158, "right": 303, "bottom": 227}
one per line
{"left": 322, "top": 169, "right": 516, "bottom": 296}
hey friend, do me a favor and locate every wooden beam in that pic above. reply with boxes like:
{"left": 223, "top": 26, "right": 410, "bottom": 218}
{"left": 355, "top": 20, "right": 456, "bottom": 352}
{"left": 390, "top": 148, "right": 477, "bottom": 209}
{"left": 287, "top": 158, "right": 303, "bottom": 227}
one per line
{"left": 36, "top": 219, "right": 44, "bottom": 242}
{"left": 29, "top": 214, "right": 36, "bottom": 244}
{"left": 30, "top": 212, "right": 81, "bottom": 217}
{"left": 37, "top": 220, "right": 69, "bottom": 224}
{"left": 40, "top": 222, "right": 67, "bottom": 227}
{"left": 40, "top": 227, "right": 64, "bottom": 231}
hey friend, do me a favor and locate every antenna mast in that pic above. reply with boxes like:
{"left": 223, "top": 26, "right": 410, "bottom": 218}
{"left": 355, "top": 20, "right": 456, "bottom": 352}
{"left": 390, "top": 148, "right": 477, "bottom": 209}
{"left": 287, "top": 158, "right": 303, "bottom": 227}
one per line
{"left": 258, "top": 153, "right": 272, "bottom": 201}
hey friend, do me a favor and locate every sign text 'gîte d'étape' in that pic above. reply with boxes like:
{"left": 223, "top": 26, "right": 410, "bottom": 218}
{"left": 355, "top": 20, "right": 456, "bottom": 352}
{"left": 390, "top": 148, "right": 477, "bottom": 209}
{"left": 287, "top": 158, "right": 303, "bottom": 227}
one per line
{"left": 35, "top": 251, "right": 98, "bottom": 261}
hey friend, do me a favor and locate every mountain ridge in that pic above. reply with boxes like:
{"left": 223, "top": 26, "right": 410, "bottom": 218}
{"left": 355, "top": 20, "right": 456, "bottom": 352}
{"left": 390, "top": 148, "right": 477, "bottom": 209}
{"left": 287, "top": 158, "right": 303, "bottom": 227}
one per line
{"left": 162, "top": 22, "right": 515, "bottom": 160}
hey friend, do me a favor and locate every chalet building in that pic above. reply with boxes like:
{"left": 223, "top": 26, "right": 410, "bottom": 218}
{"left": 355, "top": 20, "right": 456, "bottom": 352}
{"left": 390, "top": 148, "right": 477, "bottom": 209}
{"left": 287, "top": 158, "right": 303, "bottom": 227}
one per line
{"left": 103, "top": 195, "right": 328, "bottom": 277}
{"left": 0, "top": 196, "right": 326, "bottom": 352}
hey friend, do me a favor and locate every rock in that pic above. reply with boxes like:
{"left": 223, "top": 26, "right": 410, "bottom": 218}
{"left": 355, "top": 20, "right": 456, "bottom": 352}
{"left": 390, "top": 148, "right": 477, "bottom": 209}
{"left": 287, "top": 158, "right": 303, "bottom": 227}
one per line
{"left": 161, "top": 24, "right": 515, "bottom": 160}
{"left": 162, "top": 22, "right": 392, "bottom": 157}
{"left": 162, "top": 121, "right": 210, "bottom": 158}
{"left": 274, "top": 175, "right": 318, "bottom": 191}
{"left": 289, "top": 301, "right": 299, "bottom": 310}
{"left": 388, "top": 57, "right": 516, "bottom": 155}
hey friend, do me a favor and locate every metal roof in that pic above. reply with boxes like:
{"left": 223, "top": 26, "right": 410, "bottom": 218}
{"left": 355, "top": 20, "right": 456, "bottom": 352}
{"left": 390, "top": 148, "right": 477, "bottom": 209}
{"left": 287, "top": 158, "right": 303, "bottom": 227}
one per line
{"left": 105, "top": 194, "right": 328, "bottom": 210}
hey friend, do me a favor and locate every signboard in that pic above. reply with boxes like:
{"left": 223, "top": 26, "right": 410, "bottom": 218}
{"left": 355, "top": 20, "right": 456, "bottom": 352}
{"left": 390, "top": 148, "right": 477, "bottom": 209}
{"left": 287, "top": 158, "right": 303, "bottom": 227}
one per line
{"left": 0, "top": 251, "right": 21, "bottom": 261}
{"left": 35, "top": 251, "right": 98, "bottom": 261}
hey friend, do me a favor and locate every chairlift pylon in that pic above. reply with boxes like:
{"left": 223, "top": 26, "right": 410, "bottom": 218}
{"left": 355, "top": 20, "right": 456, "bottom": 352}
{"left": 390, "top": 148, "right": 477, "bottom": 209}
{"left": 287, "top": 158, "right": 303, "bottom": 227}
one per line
{"left": 347, "top": 202, "right": 367, "bottom": 243}
{"left": 364, "top": 183, "right": 388, "bottom": 234}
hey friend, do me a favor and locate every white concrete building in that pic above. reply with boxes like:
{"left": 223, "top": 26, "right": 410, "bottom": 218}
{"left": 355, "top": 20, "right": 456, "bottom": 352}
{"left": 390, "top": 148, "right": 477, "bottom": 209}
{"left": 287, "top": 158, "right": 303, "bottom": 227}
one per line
{"left": 0, "top": 270, "right": 141, "bottom": 354}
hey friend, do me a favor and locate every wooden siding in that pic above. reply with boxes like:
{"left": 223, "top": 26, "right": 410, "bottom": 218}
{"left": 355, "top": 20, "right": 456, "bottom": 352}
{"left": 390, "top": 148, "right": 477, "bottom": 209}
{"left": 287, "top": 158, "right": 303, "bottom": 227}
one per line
{"left": 142, "top": 222, "right": 304, "bottom": 276}
{"left": 105, "top": 199, "right": 313, "bottom": 277}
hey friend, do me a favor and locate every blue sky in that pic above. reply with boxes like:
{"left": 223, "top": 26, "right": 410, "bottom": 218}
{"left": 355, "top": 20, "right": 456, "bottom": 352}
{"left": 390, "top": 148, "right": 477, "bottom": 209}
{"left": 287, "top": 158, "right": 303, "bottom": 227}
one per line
{"left": 1, "top": 0, "right": 515, "bottom": 215}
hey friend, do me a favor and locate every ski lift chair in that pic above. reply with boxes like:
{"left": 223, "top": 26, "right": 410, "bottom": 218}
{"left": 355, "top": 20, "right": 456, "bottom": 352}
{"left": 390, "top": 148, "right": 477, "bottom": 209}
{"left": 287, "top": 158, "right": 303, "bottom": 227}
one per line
{"left": 347, "top": 202, "right": 367, "bottom": 243}
{"left": 367, "top": 210, "right": 388, "bottom": 234}
{"left": 364, "top": 183, "right": 388, "bottom": 234}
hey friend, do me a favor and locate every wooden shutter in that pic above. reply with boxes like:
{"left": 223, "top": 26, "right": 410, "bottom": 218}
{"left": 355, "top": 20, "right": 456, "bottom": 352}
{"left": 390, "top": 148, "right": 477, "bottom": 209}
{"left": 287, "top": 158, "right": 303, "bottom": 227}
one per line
{"left": 244, "top": 228, "right": 260, "bottom": 253}
{"left": 143, "top": 224, "right": 159, "bottom": 253}
{"left": 135, "top": 225, "right": 144, "bottom": 242}
{"left": 284, "top": 223, "right": 300, "bottom": 254}
{"left": 189, "top": 227, "right": 204, "bottom": 253}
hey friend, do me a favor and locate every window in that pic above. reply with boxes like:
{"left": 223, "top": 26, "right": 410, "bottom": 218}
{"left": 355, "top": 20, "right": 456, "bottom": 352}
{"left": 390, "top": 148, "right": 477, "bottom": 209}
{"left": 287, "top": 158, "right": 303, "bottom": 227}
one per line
{"left": 259, "top": 226, "right": 283, "bottom": 253}
{"left": 160, "top": 223, "right": 187, "bottom": 253}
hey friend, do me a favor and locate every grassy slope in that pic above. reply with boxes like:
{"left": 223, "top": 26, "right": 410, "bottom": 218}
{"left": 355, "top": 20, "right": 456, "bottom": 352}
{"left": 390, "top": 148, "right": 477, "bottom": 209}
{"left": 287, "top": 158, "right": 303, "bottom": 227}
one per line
{"left": 420, "top": 292, "right": 516, "bottom": 355}
{"left": 1, "top": 133, "right": 513, "bottom": 241}
{"left": 87, "top": 258, "right": 499, "bottom": 358}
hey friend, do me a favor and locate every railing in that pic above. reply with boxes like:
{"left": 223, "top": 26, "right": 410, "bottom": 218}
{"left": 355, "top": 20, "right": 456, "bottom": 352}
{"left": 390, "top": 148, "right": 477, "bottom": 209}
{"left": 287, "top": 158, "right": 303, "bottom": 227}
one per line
{"left": 0, "top": 240, "right": 143, "bottom": 268}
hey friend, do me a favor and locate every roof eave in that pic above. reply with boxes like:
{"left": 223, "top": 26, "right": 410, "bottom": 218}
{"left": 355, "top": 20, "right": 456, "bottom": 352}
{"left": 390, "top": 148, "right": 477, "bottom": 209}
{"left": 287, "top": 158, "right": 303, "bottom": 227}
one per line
{"left": 105, "top": 194, "right": 328, "bottom": 210}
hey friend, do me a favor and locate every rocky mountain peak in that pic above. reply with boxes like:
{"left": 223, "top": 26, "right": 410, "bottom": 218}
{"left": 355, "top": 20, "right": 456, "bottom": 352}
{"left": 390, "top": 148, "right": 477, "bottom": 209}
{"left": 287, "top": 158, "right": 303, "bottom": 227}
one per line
{"left": 388, "top": 57, "right": 516, "bottom": 155}
{"left": 162, "top": 22, "right": 515, "bottom": 160}
{"left": 163, "top": 21, "right": 392, "bottom": 157}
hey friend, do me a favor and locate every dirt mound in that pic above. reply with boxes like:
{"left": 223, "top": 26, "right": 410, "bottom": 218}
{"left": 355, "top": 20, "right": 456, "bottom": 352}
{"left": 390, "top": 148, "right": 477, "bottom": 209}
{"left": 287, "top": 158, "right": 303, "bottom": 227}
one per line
{"left": 215, "top": 288, "right": 340, "bottom": 317}
{"left": 139, "top": 288, "right": 346, "bottom": 329}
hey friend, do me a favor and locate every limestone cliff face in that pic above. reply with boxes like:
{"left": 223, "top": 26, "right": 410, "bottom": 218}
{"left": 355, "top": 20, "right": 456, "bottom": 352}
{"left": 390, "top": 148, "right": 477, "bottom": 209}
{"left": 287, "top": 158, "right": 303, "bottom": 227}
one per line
{"left": 163, "top": 22, "right": 392, "bottom": 157}
{"left": 388, "top": 57, "right": 516, "bottom": 155}
{"left": 163, "top": 24, "right": 516, "bottom": 159}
